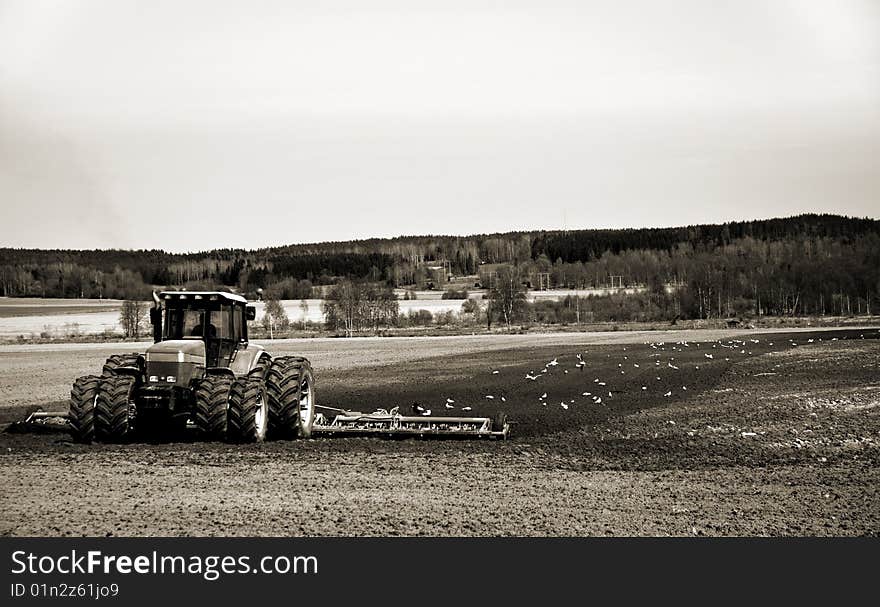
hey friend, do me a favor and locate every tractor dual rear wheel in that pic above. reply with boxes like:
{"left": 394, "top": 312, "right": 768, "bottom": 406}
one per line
{"left": 266, "top": 356, "right": 315, "bottom": 439}
{"left": 102, "top": 353, "right": 140, "bottom": 377}
{"left": 227, "top": 372, "right": 269, "bottom": 443}
{"left": 69, "top": 375, "right": 101, "bottom": 443}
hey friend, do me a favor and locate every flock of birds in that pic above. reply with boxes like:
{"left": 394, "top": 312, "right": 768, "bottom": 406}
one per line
{"left": 411, "top": 333, "right": 863, "bottom": 416}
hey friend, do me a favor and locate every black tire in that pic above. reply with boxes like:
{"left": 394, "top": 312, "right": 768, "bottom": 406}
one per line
{"left": 102, "top": 353, "right": 140, "bottom": 377}
{"left": 69, "top": 375, "right": 100, "bottom": 443}
{"left": 251, "top": 355, "right": 271, "bottom": 379}
{"left": 492, "top": 410, "right": 508, "bottom": 433}
{"left": 194, "top": 374, "right": 233, "bottom": 440}
{"left": 227, "top": 372, "right": 268, "bottom": 443}
{"left": 267, "top": 357, "right": 315, "bottom": 439}
{"left": 95, "top": 375, "right": 136, "bottom": 442}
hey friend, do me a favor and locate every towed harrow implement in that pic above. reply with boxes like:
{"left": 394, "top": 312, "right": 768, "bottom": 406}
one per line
{"left": 8, "top": 405, "right": 511, "bottom": 440}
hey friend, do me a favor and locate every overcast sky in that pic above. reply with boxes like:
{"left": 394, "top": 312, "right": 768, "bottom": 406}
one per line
{"left": 1, "top": 0, "right": 878, "bottom": 252}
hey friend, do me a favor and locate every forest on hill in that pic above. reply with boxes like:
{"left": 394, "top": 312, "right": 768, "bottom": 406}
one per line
{"left": 1, "top": 214, "right": 878, "bottom": 321}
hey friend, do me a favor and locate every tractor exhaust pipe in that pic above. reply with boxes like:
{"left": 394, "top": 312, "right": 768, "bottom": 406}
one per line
{"left": 150, "top": 291, "right": 162, "bottom": 343}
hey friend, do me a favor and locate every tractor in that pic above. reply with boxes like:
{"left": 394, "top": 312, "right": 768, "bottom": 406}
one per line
{"left": 68, "top": 291, "right": 315, "bottom": 443}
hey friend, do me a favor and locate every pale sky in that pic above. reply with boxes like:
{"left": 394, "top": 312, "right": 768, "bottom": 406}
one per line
{"left": 1, "top": 0, "right": 878, "bottom": 252}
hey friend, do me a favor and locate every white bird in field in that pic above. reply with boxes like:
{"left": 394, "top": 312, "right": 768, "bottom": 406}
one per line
{"left": 414, "top": 405, "right": 425, "bottom": 412}
{"left": 668, "top": 363, "right": 679, "bottom": 370}
{"left": 564, "top": 370, "right": 569, "bottom": 374}
{"left": 462, "top": 406, "right": 472, "bottom": 411}
{"left": 446, "top": 398, "right": 455, "bottom": 404}
{"left": 485, "top": 395, "right": 494, "bottom": 399}
{"left": 682, "top": 386, "right": 687, "bottom": 391}
{"left": 641, "top": 386, "right": 647, "bottom": 390}
{"left": 633, "top": 363, "right": 640, "bottom": 368}
{"left": 501, "top": 396, "right": 506, "bottom": 402}
{"left": 492, "top": 370, "right": 500, "bottom": 374}
{"left": 594, "top": 378, "right": 600, "bottom": 383}
{"left": 540, "top": 393, "right": 547, "bottom": 399}
{"left": 547, "top": 358, "right": 559, "bottom": 367}
{"left": 595, "top": 397, "right": 602, "bottom": 404}
{"left": 705, "top": 353, "right": 714, "bottom": 359}
{"left": 421, "top": 409, "right": 432, "bottom": 416}
{"left": 664, "top": 391, "right": 672, "bottom": 397}
{"left": 582, "top": 392, "right": 591, "bottom": 396}
{"left": 598, "top": 382, "right": 606, "bottom": 386}
{"left": 525, "top": 374, "right": 539, "bottom": 381}
{"left": 445, "top": 403, "right": 454, "bottom": 409}
{"left": 561, "top": 403, "right": 569, "bottom": 410}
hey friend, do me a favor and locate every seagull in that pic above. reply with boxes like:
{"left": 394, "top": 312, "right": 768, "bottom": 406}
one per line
{"left": 682, "top": 386, "right": 687, "bottom": 391}
{"left": 445, "top": 403, "right": 454, "bottom": 409}
{"left": 421, "top": 409, "right": 432, "bottom": 416}
{"left": 485, "top": 395, "right": 494, "bottom": 399}
{"left": 446, "top": 398, "right": 455, "bottom": 404}
{"left": 501, "top": 396, "right": 506, "bottom": 402}
{"left": 595, "top": 397, "right": 602, "bottom": 404}
{"left": 414, "top": 405, "right": 425, "bottom": 412}
{"left": 546, "top": 358, "right": 559, "bottom": 367}
{"left": 598, "top": 382, "right": 606, "bottom": 386}
{"left": 664, "top": 391, "right": 672, "bottom": 397}
{"left": 641, "top": 386, "right": 647, "bottom": 390}
{"left": 462, "top": 406, "right": 472, "bottom": 411}
{"left": 582, "top": 391, "right": 591, "bottom": 396}
{"left": 492, "top": 370, "right": 500, "bottom": 374}
{"left": 540, "top": 393, "right": 547, "bottom": 399}
{"left": 561, "top": 403, "right": 569, "bottom": 410}
{"left": 705, "top": 354, "right": 714, "bottom": 359}
{"left": 633, "top": 363, "right": 640, "bottom": 368}
{"left": 525, "top": 374, "right": 539, "bottom": 381}
{"left": 668, "top": 363, "right": 679, "bottom": 370}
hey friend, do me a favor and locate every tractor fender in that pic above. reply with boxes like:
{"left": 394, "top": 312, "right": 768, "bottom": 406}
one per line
{"left": 229, "top": 344, "right": 268, "bottom": 376}
{"left": 205, "top": 367, "right": 235, "bottom": 377}
{"left": 112, "top": 366, "right": 143, "bottom": 380}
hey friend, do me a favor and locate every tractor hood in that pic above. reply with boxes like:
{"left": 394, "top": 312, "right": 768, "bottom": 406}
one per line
{"left": 145, "top": 339, "right": 206, "bottom": 364}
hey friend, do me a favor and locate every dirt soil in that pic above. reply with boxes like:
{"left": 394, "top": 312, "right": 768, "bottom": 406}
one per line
{"left": 1, "top": 327, "right": 878, "bottom": 536}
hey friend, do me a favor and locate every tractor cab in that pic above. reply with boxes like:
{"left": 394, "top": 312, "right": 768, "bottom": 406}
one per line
{"left": 151, "top": 291, "right": 256, "bottom": 368}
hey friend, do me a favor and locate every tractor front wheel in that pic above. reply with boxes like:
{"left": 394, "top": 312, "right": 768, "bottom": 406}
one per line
{"left": 95, "top": 375, "right": 137, "bottom": 442}
{"left": 69, "top": 375, "right": 101, "bottom": 443}
{"left": 195, "top": 375, "right": 233, "bottom": 440}
{"left": 227, "top": 372, "right": 268, "bottom": 443}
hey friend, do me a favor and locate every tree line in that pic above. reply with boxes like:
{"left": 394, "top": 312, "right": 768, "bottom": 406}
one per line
{"left": 1, "top": 214, "right": 877, "bottom": 320}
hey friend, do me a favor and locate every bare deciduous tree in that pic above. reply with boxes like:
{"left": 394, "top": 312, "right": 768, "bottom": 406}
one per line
{"left": 119, "top": 300, "right": 145, "bottom": 338}
{"left": 262, "top": 294, "right": 289, "bottom": 339}
{"left": 489, "top": 266, "right": 527, "bottom": 331}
